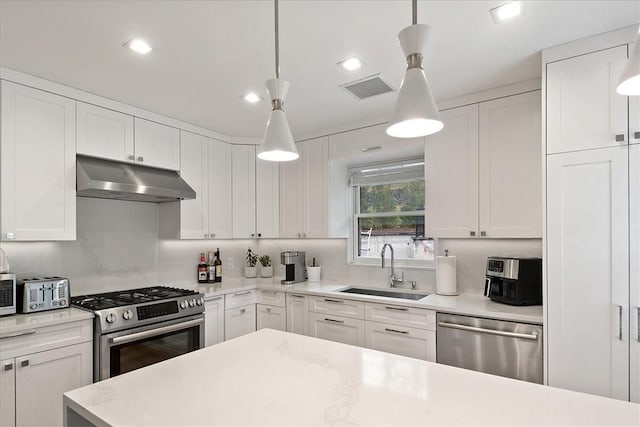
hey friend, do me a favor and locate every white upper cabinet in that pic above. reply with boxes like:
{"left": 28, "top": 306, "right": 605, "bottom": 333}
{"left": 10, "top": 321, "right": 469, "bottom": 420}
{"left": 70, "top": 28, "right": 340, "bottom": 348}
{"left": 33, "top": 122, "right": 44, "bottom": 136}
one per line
{"left": 630, "top": 144, "right": 640, "bottom": 403}
{"left": 134, "top": 118, "right": 180, "bottom": 170}
{"left": 177, "top": 131, "right": 209, "bottom": 239}
{"left": 76, "top": 102, "right": 134, "bottom": 162}
{"left": 255, "top": 158, "right": 280, "bottom": 238}
{"left": 425, "top": 104, "right": 479, "bottom": 238}
{"left": 301, "top": 137, "right": 329, "bottom": 238}
{"left": 478, "top": 91, "right": 542, "bottom": 238}
{"left": 208, "top": 139, "right": 233, "bottom": 239}
{"left": 546, "top": 46, "right": 628, "bottom": 154}
{"left": 279, "top": 153, "right": 304, "bottom": 238}
{"left": 1, "top": 81, "right": 76, "bottom": 241}
{"left": 231, "top": 145, "right": 257, "bottom": 238}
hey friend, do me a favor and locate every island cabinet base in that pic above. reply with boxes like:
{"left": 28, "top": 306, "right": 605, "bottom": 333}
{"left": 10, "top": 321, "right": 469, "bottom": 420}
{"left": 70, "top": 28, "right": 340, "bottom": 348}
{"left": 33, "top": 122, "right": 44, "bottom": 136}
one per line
{"left": 65, "top": 406, "right": 95, "bottom": 427}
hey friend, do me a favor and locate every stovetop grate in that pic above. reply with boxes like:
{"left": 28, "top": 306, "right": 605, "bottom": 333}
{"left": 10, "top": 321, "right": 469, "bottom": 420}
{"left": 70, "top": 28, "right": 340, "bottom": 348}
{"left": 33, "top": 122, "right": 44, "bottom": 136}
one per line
{"left": 71, "top": 286, "right": 198, "bottom": 311}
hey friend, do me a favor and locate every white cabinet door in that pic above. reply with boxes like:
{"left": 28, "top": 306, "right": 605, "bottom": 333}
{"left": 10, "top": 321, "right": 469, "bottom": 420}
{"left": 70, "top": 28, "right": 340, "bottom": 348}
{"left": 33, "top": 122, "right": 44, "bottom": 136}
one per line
{"left": 204, "top": 297, "right": 225, "bottom": 346}
{"left": 308, "top": 312, "right": 365, "bottom": 347}
{"left": 425, "top": 104, "right": 479, "bottom": 238}
{"left": 0, "top": 358, "right": 15, "bottom": 427}
{"left": 133, "top": 118, "right": 180, "bottom": 170}
{"left": 546, "top": 46, "right": 628, "bottom": 154}
{"left": 328, "top": 123, "right": 424, "bottom": 161}
{"left": 364, "top": 321, "right": 436, "bottom": 361}
{"left": 301, "top": 137, "right": 329, "bottom": 238}
{"left": 546, "top": 147, "right": 629, "bottom": 400}
{"left": 208, "top": 140, "right": 233, "bottom": 239}
{"left": 76, "top": 102, "right": 134, "bottom": 163}
{"left": 256, "top": 305, "right": 286, "bottom": 331}
{"left": 279, "top": 151, "right": 303, "bottom": 238}
{"left": 224, "top": 305, "right": 256, "bottom": 340}
{"left": 1, "top": 81, "right": 76, "bottom": 241}
{"left": 286, "top": 294, "right": 309, "bottom": 336}
{"left": 178, "top": 131, "right": 209, "bottom": 239}
{"left": 15, "top": 342, "right": 92, "bottom": 427}
{"left": 231, "top": 145, "right": 257, "bottom": 238}
{"left": 630, "top": 144, "right": 640, "bottom": 403}
{"left": 478, "top": 91, "right": 542, "bottom": 238}
{"left": 256, "top": 158, "right": 279, "bottom": 238}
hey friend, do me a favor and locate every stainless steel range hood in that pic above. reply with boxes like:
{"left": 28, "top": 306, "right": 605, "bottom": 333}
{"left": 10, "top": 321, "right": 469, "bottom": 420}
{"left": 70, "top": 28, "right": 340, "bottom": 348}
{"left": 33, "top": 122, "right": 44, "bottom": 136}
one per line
{"left": 76, "top": 155, "right": 196, "bottom": 203}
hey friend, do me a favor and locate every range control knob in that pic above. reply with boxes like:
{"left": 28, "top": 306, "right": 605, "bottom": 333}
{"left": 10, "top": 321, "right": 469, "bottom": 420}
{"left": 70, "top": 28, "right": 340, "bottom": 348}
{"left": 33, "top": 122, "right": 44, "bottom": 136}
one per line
{"left": 196, "top": 298, "right": 203, "bottom": 306}
{"left": 105, "top": 313, "right": 117, "bottom": 323}
{"left": 180, "top": 300, "right": 188, "bottom": 309}
{"left": 189, "top": 299, "right": 196, "bottom": 307}
{"left": 30, "top": 304, "right": 38, "bottom": 311}
{"left": 123, "top": 310, "right": 133, "bottom": 320}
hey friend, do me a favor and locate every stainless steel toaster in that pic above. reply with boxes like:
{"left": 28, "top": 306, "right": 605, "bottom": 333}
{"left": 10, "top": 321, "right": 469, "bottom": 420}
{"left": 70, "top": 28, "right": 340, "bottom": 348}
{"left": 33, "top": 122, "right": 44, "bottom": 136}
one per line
{"left": 17, "top": 276, "right": 70, "bottom": 313}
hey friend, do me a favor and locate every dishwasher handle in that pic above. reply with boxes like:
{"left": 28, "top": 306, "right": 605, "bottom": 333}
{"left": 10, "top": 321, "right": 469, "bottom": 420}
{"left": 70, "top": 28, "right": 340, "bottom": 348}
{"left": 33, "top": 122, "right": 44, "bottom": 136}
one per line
{"left": 438, "top": 321, "right": 539, "bottom": 340}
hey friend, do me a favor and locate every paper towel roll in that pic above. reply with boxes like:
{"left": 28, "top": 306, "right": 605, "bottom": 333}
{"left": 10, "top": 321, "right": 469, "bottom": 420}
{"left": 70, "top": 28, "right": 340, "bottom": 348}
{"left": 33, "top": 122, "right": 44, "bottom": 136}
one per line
{"left": 436, "top": 255, "right": 458, "bottom": 296}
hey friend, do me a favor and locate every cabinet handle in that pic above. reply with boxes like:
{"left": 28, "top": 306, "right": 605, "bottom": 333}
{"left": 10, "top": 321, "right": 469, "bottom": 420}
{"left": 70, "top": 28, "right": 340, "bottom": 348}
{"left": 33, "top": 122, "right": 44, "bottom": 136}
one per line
{"left": 438, "top": 321, "right": 539, "bottom": 340}
{"left": 234, "top": 291, "right": 252, "bottom": 296}
{"left": 0, "top": 330, "right": 35, "bottom": 339}
{"left": 5, "top": 232, "right": 14, "bottom": 240}
{"left": 137, "top": 156, "right": 144, "bottom": 162}
{"left": 20, "top": 360, "right": 29, "bottom": 368}
{"left": 127, "top": 155, "right": 135, "bottom": 161}
{"left": 324, "top": 318, "right": 344, "bottom": 323}
{"left": 615, "top": 134, "right": 625, "bottom": 142}
{"left": 617, "top": 305, "right": 623, "bottom": 341}
{"left": 240, "top": 308, "right": 246, "bottom": 314}
{"left": 262, "top": 291, "right": 278, "bottom": 295}
{"left": 324, "top": 298, "right": 343, "bottom": 304}
{"left": 3, "top": 363, "right": 13, "bottom": 371}
{"left": 634, "top": 131, "right": 640, "bottom": 140}
{"left": 289, "top": 294, "right": 304, "bottom": 299}
{"left": 469, "top": 231, "right": 476, "bottom": 237}
{"left": 208, "top": 296, "right": 223, "bottom": 301}
{"left": 480, "top": 231, "right": 487, "bottom": 237}
{"left": 266, "top": 307, "right": 272, "bottom": 312}
{"left": 385, "top": 328, "right": 409, "bottom": 335}
{"left": 384, "top": 306, "right": 408, "bottom": 311}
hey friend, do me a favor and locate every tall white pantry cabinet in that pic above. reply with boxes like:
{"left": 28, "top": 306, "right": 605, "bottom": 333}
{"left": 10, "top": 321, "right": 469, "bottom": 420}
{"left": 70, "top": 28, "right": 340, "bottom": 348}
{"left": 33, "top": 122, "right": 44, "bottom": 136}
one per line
{"left": 543, "top": 26, "right": 640, "bottom": 403}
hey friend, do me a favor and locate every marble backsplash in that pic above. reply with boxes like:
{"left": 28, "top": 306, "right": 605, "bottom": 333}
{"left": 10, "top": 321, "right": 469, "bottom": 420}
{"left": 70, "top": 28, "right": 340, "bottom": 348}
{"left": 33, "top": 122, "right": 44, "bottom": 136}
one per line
{"left": 0, "top": 198, "right": 542, "bottom": 296}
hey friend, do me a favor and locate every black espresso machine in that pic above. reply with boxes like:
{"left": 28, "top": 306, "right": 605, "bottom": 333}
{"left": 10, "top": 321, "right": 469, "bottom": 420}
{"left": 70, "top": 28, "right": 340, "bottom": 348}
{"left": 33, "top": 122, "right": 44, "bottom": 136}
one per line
{"left": 484, "top": 257, "right": 542, "bottom": 306}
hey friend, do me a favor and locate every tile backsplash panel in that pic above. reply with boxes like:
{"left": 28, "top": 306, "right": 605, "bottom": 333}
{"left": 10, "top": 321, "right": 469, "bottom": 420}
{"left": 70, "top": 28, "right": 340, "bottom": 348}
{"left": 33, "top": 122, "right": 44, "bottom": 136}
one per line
{"left": 0, "top": 199, "right": 541, "bottom": 296}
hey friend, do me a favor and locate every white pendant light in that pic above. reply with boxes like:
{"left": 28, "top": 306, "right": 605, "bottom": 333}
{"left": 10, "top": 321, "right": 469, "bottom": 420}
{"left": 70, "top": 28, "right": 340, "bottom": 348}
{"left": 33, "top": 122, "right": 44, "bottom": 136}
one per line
{"left": 616, "top": 29, "right": 640, "bottom": 96}
{"left": 258, "top": 0, "right": 299, "bottom": 162}
{"left": 387, "top": 0, "right": 443, "bottom": 138}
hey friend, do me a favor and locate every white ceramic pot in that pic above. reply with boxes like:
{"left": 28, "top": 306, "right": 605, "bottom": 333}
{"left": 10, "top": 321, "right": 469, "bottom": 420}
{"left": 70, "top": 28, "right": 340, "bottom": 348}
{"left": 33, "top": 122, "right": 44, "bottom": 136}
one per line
{"left": 307, "top": 266, "right": 321, "bottom": 282}
{"left": 260, "top": 266, "right": 273, "bottom": 278}
{"left": 244, "top": 266, "right": 258, "bottom": 278}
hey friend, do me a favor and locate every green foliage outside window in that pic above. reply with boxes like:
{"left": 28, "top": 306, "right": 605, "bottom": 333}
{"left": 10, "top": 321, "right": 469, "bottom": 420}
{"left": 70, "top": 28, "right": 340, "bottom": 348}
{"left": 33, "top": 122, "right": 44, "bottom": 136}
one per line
{"left": 358, "top": 181, "right": 425, "bottom": 233}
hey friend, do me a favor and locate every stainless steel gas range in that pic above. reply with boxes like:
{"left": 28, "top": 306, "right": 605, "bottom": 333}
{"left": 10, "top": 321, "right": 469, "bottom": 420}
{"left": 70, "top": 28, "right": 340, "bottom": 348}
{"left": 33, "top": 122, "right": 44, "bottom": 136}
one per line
{"left": 71, "top": 286, "right": 205, "bottom": 381}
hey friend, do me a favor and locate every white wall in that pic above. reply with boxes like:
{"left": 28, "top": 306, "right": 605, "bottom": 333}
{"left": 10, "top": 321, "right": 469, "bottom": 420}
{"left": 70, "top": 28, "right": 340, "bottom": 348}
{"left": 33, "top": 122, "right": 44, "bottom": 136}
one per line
{"left": 0, "top": 198, "right": 541, "bottom": 296}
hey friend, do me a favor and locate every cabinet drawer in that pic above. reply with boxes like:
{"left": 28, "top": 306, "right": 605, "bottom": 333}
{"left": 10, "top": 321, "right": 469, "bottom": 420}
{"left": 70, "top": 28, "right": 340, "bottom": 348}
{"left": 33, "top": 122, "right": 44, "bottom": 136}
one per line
{"left": 256, "top": 290, "right": 286, "bottom": 307}
{"left": 224, "top": 290, "right": 255, "bottom": 309}
{"left": 0, "top": 319, "right": 92, "bottom": 360}
{"left": 256, "top": 304, "right": 286, "bottom": 331}
{"left": 224, "top": 304, "right": 256, "bottom": 340}
{"left": 365, "top": 321, "right": 436, "bottom": 362}
{"left": 308, "top": 296, "right": 364, "bottom": 319}
{"left": 365, "top": 303, "right": 435, "bottom": 330}
{"left": 308, "top": 312, "right": 365, "bottom": 347}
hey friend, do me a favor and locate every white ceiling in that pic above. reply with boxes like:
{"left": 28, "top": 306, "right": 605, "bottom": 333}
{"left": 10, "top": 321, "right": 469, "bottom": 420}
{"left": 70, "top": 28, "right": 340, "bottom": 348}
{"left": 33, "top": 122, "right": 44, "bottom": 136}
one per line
{"left": 1, "top": 1, "right": 638, "bottom": 140}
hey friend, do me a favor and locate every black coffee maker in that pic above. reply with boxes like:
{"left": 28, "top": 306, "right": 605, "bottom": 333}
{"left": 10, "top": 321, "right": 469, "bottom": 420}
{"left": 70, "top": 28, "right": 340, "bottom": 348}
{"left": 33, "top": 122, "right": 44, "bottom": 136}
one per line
{"left": 484, "top": 257, "right": 542, "bottom": 306}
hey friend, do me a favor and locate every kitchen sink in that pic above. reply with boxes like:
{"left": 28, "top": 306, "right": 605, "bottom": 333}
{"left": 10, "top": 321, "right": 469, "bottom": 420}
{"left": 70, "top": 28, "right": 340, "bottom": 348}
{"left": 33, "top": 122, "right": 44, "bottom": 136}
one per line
{"left": 338, "top": 287, "right": 429, "bottom": 300}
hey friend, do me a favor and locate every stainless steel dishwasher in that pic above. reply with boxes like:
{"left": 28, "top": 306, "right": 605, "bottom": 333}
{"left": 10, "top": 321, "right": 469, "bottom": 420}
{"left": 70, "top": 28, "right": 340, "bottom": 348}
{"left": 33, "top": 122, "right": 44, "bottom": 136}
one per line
{"left": 436, "top": 313, "right": 543, "bottom": 384}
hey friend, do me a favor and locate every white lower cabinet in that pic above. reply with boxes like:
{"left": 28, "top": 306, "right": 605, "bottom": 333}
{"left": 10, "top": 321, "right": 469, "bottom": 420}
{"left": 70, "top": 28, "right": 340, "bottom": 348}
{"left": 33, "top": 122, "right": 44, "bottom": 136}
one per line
{"left": 365, "top": 322, "right": 436, "bottom": 361}
{"left": 286, "top": 294, "right": 309, "bottom": 336}
{"left": 204, "top": 296, "right": 225, "bottom": 346}
{"left": 308, "top": 312, "right": 365, "bottom": 347}
{"left": 224, "top": 304, "right": 256, "bottom": 340}
{"left": 256, "top": 305, "right": 286, "bottom": 331}
{"left": 0, "top": 358, "right": 16, "bottom": 426}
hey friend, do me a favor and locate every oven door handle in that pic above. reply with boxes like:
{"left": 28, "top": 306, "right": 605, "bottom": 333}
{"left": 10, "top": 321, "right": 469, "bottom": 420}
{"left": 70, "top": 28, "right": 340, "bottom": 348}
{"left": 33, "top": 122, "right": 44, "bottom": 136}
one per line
{"left": 109, "top": 318, "right": 203, "bottom": 345}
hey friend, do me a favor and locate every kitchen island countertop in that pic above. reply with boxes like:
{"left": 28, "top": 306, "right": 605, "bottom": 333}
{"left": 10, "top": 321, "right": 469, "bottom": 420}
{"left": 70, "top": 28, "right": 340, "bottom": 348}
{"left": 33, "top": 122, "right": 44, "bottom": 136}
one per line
{"left": 63, "top": 329, "right": 639, "bottom": 426}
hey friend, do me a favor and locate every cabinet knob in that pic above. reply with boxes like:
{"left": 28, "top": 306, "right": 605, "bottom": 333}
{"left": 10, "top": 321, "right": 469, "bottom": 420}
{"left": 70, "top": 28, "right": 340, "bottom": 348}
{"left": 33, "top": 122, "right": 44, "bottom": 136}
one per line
{"left": 266, "top": 307, "right": 272, "bottom": 312}
{"left": 302, "top": 233, "right": 307, "bottom": 238}
{"left": 128, "top": 155, "right": 135, "bottom": 161}
{"left": 469, "top": 231, "right": 476, "bottom": 237}
{"left": 615, "top": 134, "right": 625, "bottom": 142}
{"left": 297, "top": 233, "right": 301, "bottom": 238}
{"left": 480, "top": 231, "right": 487, "bottom": 237}
{"left": 240, "top": 308, "right": 246, "bottom": 314}
{"left": 137, "top": 156, "right": 144, "bottom": 162}
{"left": 251, "top": 233, "right": 255, "bottom": 238}
{"left": 634, "top": 131, "right": 640, "bottom": 140}
{"left": 21, "top": 360, "right": 29, "bottom": 368}
{"left": 211, "top": 233, "right": 216, "bottom": 238}
{"left": 204, "top": 234, "right": 209, "bottom": 239}
{"left": 5, "top": 232, "right": 14, "bottom": 240}
{"left": 257, "top": 233, "right": 262, "bottom": 238}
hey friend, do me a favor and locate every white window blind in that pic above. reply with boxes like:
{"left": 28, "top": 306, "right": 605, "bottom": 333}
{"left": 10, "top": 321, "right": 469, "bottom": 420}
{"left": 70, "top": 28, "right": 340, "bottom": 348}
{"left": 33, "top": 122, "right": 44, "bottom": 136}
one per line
{"left": 349, "top": 157, "right": 425, "bottom": 187}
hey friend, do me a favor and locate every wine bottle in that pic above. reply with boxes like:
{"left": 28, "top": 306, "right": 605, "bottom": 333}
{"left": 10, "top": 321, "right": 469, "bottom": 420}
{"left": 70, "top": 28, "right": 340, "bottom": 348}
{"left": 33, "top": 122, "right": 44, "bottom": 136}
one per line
{"left": 197, "top": 253, "right": 208, "bottom": 284}
{"left": 207, "top": 251, "right": 215, "bottom": 283}
{"left": 214, "top": 248, "right": 222, "bottom": 283}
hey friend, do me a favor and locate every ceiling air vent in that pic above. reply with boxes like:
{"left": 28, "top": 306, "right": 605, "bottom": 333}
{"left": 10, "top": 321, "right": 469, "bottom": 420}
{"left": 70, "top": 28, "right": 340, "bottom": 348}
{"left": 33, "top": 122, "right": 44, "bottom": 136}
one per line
{"left": 341, "top": 75, "right": 394, "bottom": 100}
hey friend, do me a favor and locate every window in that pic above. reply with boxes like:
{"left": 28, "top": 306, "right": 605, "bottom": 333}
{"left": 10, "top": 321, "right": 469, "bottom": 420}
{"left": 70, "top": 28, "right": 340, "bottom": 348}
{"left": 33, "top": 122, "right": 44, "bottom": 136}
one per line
{"left": 350, "top": 157, "right": 434, "bottom": 266}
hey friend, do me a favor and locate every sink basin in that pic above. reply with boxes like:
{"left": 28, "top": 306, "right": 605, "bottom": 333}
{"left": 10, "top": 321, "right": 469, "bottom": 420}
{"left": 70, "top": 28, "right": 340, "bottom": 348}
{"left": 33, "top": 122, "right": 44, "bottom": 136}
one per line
{"left": 338, "top": 287, "right": 429, "bottom": 300}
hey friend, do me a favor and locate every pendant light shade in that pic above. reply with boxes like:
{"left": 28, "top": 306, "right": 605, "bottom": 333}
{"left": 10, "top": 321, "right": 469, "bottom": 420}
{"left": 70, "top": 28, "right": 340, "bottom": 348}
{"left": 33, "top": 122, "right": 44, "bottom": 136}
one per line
{"left": 387, "top": 5, "right": 443, "bottom": 138}
{"left": 258, "top": 0, "right": 299, "bottom": 161}
{"left": 617, "top": 31, "right": 640, "bottom": 96}
{"left": 258, "top": 78, "right": 298, "bottom": 161}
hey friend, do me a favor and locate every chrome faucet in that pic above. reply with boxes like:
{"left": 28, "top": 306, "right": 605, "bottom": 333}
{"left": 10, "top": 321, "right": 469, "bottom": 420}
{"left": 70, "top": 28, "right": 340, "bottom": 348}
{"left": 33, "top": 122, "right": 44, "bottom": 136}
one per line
{"left": 381, "top": 243, "right": 403, "bottom": 288}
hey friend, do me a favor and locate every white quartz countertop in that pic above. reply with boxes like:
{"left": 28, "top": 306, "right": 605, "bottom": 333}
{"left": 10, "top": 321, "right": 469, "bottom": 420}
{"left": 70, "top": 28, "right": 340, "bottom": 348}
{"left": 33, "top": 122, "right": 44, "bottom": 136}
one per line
{"left": 191, "top": 278, "right": 543, "bottom": 324}
{"left": 0, "top": 307, "right": 93, "bottom": 336}
{"left": 64, "top": 329, "right": 639, "bottom": 426}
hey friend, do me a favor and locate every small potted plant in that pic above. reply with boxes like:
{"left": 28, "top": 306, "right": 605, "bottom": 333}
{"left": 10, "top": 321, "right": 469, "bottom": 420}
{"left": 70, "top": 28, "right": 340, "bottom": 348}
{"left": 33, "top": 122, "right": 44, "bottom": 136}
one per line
{"left": 258, "top": 255, "right": 273, "bottom": 278}
{"left": 245, "top": 248, "right": 258, "bottom": 278}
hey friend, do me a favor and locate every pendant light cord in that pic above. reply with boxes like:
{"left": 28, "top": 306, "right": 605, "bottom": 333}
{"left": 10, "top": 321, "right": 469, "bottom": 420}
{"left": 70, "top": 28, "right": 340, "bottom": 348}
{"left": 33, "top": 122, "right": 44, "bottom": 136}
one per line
{"left": 412, "top": 0, "right": 417, "bottom": 25}
{"left": 274, "top": 0, "right": 280, "bottom": 79}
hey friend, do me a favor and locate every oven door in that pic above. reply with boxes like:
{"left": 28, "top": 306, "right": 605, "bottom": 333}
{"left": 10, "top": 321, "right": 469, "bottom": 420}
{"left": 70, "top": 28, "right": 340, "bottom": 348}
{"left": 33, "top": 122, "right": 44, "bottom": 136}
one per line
{"left": 98, "top": 314, "right": 204, "bottom": 381}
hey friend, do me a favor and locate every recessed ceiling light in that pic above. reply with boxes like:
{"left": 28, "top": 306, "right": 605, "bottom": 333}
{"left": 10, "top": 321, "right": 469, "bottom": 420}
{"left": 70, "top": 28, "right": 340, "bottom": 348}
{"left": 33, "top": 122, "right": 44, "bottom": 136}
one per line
{"left": 243, "top": 92, "right": 262, "bottom": 103}
{"left": 490, "top": 1, "right": 522, "bottom": 23}
{"left": 338, "top": 57, "right": 364, "bottom": 71}
{"left": 123, "top": 39, "right": 152, "bottom": 55}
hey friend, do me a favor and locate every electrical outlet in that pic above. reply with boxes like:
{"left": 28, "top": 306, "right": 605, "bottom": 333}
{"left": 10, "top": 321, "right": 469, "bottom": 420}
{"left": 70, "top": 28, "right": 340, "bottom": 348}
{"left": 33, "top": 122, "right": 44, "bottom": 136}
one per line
{"left": 227, "top": 257, "right": 234, "bottom": 271}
